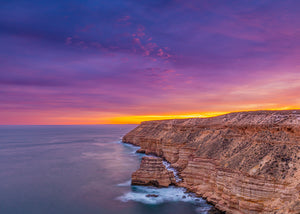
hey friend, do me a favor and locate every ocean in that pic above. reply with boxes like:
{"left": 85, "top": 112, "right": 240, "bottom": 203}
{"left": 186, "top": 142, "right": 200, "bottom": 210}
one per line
{"left": 0, "top": 125, "right": 214, "bottom": 214}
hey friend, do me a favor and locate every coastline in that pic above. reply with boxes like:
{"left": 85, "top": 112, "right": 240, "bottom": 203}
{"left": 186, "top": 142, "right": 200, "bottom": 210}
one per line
{"left": 122, "top": 141, "right": 224, "bottom": 213}
{"left": 122, "top": 110, "right": 300, "bottom": 213}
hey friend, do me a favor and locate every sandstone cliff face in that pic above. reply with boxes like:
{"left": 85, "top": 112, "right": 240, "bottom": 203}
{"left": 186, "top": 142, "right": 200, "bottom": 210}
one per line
{"left": 131, "top": 156, "right": 176, "bottom": 187}
{"left": 123, "top": 110, "right": 300, "bottom": 213}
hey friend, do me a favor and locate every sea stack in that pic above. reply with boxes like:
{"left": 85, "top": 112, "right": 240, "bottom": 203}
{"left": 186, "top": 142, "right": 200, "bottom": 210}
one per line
{"left": 131, "top": 156, "right": 176, "bottom": 187}
{"left": 123, "top": 110, "right": 300, "bottom": 213}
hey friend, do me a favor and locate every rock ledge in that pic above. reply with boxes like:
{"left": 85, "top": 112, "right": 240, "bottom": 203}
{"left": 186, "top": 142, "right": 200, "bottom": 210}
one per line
{"left": 124, "top": 110, "right": 300, "bottom": 213}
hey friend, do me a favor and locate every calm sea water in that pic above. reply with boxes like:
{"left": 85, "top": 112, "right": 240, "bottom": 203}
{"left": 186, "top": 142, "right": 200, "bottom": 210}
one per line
{"left": 0, "top": 125, "right": 214, "bottom": 214}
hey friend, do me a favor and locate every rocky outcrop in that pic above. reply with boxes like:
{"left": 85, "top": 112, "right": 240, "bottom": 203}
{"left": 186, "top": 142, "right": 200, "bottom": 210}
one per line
{"left": 131, "top": 156, "right": 176, "bottom": 187}
{"left": 123, "top": 110, "right": 300, "bottom": 213}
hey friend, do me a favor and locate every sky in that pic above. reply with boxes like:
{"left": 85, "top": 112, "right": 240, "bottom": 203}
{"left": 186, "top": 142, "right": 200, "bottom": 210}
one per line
{"left": 0, "top": 0, "right": 300, "bottom": 124}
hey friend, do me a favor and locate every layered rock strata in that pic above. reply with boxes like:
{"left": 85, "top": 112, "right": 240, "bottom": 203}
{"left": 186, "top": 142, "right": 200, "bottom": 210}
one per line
{"left": 131, "top": 156, "right": 176, "bottom": 187}
{"left": 123, "top": 110, "right": 300, "bottom": 213}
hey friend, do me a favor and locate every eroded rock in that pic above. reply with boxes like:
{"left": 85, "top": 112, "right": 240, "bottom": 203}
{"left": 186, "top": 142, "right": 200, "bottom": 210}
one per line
{"left": 124, "top": 110, "right": 300, "bottom": 213}
{"left": 131, "top": 156, "right": 176, "bottom": 187}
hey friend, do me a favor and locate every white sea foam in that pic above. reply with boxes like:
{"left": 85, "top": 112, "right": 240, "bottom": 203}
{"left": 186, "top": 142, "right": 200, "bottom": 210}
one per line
{"left": 195, "top": 206, "right": 213, "bottom": 213}
{"left": 116, "top": 141, "right": 142, "bottom": 154}
{"left": 117, "top": 186, "right": 209, "bottom": 206}
{"left": 119, "top": 141, "right": 183, "bottom": 182}
{"left": 117, "top": 180, "right": 132, "bottom": 187}
{"left": 117, "top": 141, "right": 213, "bottom": 213}
{"left": 162, "top": 160, "right": 182, "bottom": 182}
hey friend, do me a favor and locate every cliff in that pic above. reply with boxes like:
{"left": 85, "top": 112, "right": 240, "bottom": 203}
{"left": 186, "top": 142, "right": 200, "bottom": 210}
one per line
{"left": 131, "top": 156, "right": 176, "bottom": 187}
{"left": 123, "top": 110, "right": 300, "bottom": 213}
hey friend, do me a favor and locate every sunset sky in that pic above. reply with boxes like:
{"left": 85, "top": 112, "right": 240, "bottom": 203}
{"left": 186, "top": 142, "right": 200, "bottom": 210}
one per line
{"left": 1, "top": 0, "right": 300, "bottom": 124}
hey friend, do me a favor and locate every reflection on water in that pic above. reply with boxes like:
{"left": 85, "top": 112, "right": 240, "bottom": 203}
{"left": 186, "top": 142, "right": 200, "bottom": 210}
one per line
{"left": 0, "top": 125, "right": 214, "bottom": 214}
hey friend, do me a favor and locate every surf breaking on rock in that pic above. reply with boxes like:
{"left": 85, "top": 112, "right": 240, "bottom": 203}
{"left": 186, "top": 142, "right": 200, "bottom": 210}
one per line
{"left": 122, "top": 110, "right": 300, "bottom": 213}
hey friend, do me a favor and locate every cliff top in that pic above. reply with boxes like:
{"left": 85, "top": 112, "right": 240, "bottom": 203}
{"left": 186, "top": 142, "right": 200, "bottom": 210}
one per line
{"left": 123, "top": 109, "right": 300, "bottom": 213}
{"left": 141, "top": 110, "right": 300, "bottom": 126}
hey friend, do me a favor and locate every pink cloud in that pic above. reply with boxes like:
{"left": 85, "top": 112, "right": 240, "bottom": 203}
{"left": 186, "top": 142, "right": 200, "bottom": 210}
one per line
{"left": 77, "top": 24, "right": 94, "bottom": 33}
{"left": 65, "top": 37, "right": 72, "bottom": 45}
{"left": 117, "top": 15, "right": 131, "bottom": 22}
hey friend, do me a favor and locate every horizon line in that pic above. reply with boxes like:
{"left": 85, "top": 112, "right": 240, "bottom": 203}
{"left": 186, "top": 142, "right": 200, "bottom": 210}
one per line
{"left": 1, "top": 108, "right": 299, "bottom": 125}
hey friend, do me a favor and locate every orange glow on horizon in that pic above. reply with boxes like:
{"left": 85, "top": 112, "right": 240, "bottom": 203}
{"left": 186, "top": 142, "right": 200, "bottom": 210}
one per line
{"left": 1, "top": 107, "right": 299, "bottom": 125}
{"left": 103, "top": 107, "right": 298, "bottom": 124}
{"left": 106, "top": 112, "right": 229, "bottom": 124}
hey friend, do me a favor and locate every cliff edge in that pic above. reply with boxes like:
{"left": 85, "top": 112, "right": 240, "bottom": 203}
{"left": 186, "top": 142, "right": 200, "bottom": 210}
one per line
{"left": 131, "top": 156, "right": 176, "bottom": 187}
{"left": 123, "top": 110, "right": 300, "bottom": 213}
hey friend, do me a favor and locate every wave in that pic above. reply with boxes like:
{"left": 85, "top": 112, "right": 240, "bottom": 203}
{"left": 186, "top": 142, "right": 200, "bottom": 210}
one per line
{"left": 117, "top": 185, "right": 210, "bottom": 206}
{"left": 117, "top": 180, "right": 132, "bottom": 187}
{"left": 162, "top": 160, "right": 182, "bottom": 182}
{"left": 117, "top": 141, "right": 213, "bottom": 213}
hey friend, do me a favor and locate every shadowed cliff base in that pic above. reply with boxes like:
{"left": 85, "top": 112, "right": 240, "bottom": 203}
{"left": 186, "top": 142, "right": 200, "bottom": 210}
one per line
{"left": 123, "top": 110, "right": 300, "bottom": 213}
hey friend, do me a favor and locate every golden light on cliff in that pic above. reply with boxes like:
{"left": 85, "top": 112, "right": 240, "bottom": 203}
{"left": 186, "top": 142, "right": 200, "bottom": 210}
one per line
{"left": 106, "top": 106, "right": 300, "bottom": 124}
